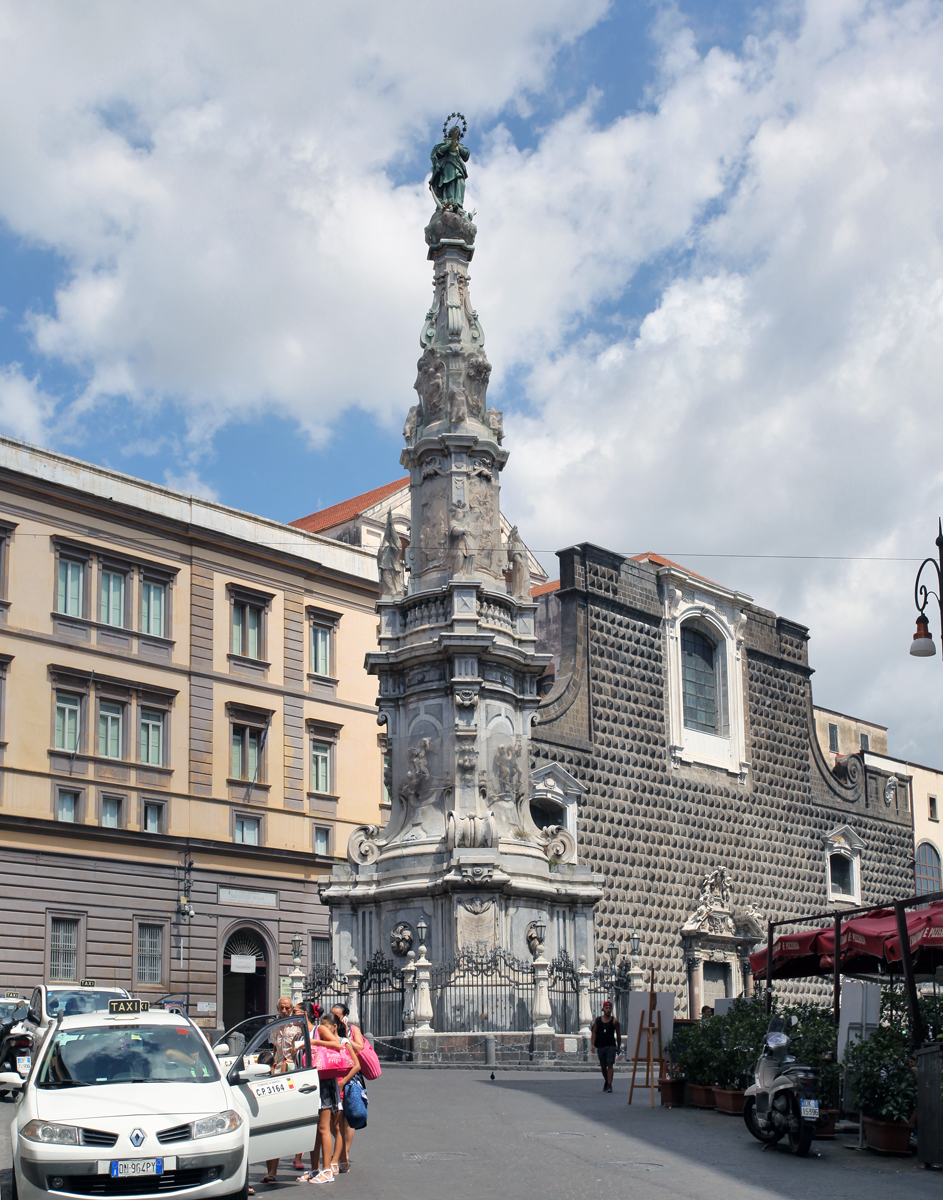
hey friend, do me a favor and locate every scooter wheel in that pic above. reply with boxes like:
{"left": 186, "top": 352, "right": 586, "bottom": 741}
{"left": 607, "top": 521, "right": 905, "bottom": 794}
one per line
{"left": 787, "top": 1120, "right": 814, "bottom": 1156}
{"left": 743, "top": 1097, "right": 777, "bottom": 1144}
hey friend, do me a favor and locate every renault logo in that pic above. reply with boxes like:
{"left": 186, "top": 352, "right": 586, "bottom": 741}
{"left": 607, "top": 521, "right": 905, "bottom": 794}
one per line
{"left": 130, "top": 1130, "right": 146, "bottom": 1148}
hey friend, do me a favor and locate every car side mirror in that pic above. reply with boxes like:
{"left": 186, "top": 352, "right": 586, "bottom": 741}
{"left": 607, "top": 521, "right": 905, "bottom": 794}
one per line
{"left": 12, "top": 1004, "right": 29, "bottom": 1022}
{"left": 28, "top": 1009, "right": 40, "bottom": 1025}
{"left": 231, "top": 1062, "right": 272, "bottom": 1084}
{"left": 789, "top": 1014, "right": 799, "bottom": 1027}
{"left": 0, "top": 1071, "right": 23, "bottom": 1089}
{"left": 214, "top": 1043, "right": 230, "bottom": 1056}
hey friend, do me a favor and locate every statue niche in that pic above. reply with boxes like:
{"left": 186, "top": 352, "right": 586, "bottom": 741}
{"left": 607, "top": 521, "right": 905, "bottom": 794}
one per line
{"left": 414, "top": 348, "right": 446, "bottom": 424}
{"left": 377, "top": 511, "right": 405, "bottom": 600}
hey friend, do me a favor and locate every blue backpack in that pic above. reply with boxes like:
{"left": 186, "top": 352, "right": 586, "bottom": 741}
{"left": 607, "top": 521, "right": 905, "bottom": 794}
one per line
{"left": 343, "top": 1075, "right": 368, "bottom": 1129}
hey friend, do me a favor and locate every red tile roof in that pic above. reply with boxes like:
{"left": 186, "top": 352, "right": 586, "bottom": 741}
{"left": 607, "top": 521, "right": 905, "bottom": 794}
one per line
{"left": 632, "top": 553, "right": 719, "bottom": 588}
{"left": 531, "top": 579, "right": 560, "bottom": 598}
{"left": 289, "top": 478, "right": 409, "bottom": 534}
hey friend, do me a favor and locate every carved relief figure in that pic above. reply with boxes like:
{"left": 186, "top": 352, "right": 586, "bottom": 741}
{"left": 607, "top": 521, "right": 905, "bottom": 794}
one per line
{"left": 414, "top": 348, "right": 447, "bottom": 423}
{"left": 507, "top": 525, "right": 530, "bottom": 601}
{"left": 493, "top": 740, "right": 522, "bottom": 796}
{"left": 456, "top": 745, "right": 477, "bottom": 776}
{"left": 419, "top": 476, "right": 449, "bottom": 572}
{"left": 448, "top": 385, "right": 468, "bottom": 425}
{"left": 403, "top": 404, "right": 421, "bottom": 445}
{"left": 468, "top": 475, "right": 495, "bottom": 573}
{"left": 377, "top": 511, "right": 405, "bottom": 600}
{"left": 464, "top": 353, "right": 492, "bottom": 419}
{"left": 449, "top": 500, "right": 479, "bottom": 577}
{"left": 400, "top": 737, "right": 434, "bottom": 807}
{"left": 390, "top": 922, "right": 414, "bottom": 957}
{"left": 485, "top": 407, "right": 504, "bottom": 445}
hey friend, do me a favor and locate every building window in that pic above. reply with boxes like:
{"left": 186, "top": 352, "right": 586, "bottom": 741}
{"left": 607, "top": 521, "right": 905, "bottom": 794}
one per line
{"left": 859, "top": 733, "right": 869, "bottom": 751}
{"left": 140, "top": 709, "right": 163, "bottom": 766}
{"left": 143, "top": 802, "right": 162, "bottom": 834}
{"left": 314, "top": 826, "right": 330, "bottom": 856}
{"left": 235, "top": 815, "right": 260, "bottom": 846}
{"left": 681, "top": 627, "right": 717, "bottom": 734}
{"left": 141, "top": 581, "right": 165, "bottom": 637}
{"left": 137, "top": 923, "right": 163, "bottom": 985}
{"left": 57, "top": 790, "right": 78, "bottom": 823}
{"left": 828, "top": 723, "right": 839, "bottom": 753}
{"left": 100, "top": 570, "right": 125, "bottom": 627}
{"left": 55, "top": 692, "right": 80, "bottom": 752}
{"left": 99, "top": 701, "right": 123, "bottom": 759}
{"left": 930, "top": 796, "right": 939, "bottom": 822}
{"left": 916, "top": 842, "right": 942, "bottom": 895}
{"left": 382, "top": 749, "right": 392, "bottom": 806}
{"left": 311, "top": 936, "right": 331, "bottom": 966}
{"left": 233, "top": 602, "right": 262, "bottom": 659}
{"left": 232, "top": 725, "right": 263, "bottom": 781}
{"left": 311, "top": 742, "right": 331, "bottom": 794}
{"left": 312, "top": 625, "right": 331, "bottom": 676}
{"left": 829, "top": 853, "right": 854, "bottom": 897}
{"left": 101, "top": 796, "right": 121, "bottom": 828}
{"left": 57, "top": 558, "right": 84, "bottom": 617}
{"left": 49, "top": 917, "right": 79, "bottom": 981}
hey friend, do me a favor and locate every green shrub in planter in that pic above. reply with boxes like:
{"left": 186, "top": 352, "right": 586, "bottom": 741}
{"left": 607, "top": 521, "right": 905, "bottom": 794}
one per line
{"left": 783, "top": 1002, "right": 840, "bottom": 1109}
{"left": 845, "top": 1026, "right": 917, "bottom": 1124}
{"left": 669, "top": 1017, "right": 724, "bottom": 1085}
{"left": 712, "top": 998, "right": 769, "bottom": 1091}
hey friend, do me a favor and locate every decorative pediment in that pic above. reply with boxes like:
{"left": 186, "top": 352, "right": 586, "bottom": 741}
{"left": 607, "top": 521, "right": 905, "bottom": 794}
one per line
{"left": 530, "top": 762, "right": 585, "bottom": 802}
{"left": 824, "top": 824, "right": 865, "bottom": 852}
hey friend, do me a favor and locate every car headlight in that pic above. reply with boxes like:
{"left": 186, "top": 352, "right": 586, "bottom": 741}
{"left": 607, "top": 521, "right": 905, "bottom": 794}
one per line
{"left": 21, "top": 1121, "right": 80, "bottom": 1145}
{"left": 193, "top": 1111, "right": 243, "bottom": 1139}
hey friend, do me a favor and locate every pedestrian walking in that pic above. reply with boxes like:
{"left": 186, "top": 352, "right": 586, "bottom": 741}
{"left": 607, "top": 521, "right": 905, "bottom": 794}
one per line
{"left": 299, "top": 1007, "right": 359, "bottom": 1184}
{"left": 590, "top": 1000, "right": 621, "bottom": 1092}
{"left": 260, "top": 997, "right": 302, "bottom": 1184}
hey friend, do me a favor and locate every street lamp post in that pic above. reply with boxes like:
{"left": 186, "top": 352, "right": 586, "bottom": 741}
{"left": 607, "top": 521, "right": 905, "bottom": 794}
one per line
{"left": 629, "top": 928, "right": 643, "bottom": 991}
{"left": 910, "top": 520, "right": 943, "bottom": 657}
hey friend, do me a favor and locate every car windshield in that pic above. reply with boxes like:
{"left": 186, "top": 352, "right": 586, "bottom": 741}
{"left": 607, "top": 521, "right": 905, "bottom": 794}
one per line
{"left": 0, "top": 1000, "right": 22, "bottom": 1021}
{"left": 46, "top": 990, "right": 127, "bottom": 1018}
{"left": 36, "top": 1024, "right": 220, "bottom": 1087}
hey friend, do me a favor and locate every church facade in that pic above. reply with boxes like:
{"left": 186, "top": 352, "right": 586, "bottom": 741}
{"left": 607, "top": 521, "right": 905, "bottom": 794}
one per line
{"left": 531, "top": 543, "right": 916, "bottom": 1015}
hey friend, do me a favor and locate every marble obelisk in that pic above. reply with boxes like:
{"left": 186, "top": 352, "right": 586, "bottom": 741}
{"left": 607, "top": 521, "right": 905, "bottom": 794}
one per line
{"left": 323, "top": 120, "right": 601, "bottom": 984}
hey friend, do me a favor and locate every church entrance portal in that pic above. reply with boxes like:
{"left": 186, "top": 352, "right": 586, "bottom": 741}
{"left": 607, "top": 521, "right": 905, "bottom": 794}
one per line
{"left": 222, "top": 928, "right": 269, "bottom": 1030}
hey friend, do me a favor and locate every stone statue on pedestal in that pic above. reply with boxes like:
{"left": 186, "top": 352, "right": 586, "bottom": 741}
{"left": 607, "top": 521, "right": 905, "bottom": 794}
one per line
{"left": 430, "top": 114, "right": 470, "bottom": 210}
{"left": 377, "top": 510, "right": 405, "bottom": 599}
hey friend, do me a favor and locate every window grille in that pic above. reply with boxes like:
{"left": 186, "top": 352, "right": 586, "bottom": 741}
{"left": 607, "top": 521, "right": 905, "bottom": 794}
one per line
{"left": 681, "top": 627, "right": 717, "bottom": 734}
{"left": 916, "top": 842, "right": 942, "bottom": 895}
{"left": 311, "top": 936, "right": 331, "bottom": 967}
{"left": 50, "top": 917, "right": 78, "bottom": 981}
{"left": 137, "top": 923, "right": 163, "bottom": 985}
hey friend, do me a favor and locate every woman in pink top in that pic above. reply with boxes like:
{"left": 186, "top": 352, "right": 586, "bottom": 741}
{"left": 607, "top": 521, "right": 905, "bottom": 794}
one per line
{"left": 331, "top": 1004, "right": 364, "bottom": 1174}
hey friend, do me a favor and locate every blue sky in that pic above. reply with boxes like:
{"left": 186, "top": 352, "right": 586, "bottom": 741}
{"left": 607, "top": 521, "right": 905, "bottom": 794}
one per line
{"left": 3, "top": 0, "right": 943, "bottom": 763}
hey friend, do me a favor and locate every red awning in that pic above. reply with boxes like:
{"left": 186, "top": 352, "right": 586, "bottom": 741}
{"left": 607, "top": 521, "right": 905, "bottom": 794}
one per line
{"left": 750, "top": 901, "right": 943, "bottom": 981}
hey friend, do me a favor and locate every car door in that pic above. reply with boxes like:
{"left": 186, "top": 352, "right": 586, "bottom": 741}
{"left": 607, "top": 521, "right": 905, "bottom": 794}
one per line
{"left": 228, "top": 1017, "right": 321, "bottom": 1164}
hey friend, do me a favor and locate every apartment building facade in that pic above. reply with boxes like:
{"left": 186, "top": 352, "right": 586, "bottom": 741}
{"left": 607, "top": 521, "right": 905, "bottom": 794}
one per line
{"left": 0, "top": 438, "right": 382, "bottom": 1029}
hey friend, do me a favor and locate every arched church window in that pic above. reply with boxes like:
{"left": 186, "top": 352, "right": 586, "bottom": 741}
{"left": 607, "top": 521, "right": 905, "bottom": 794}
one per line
{"left": 681, "top": 626, "right": 717, "bottom": 734}
{"left": 916, "top": 842, "right": 942, "bottom": 895}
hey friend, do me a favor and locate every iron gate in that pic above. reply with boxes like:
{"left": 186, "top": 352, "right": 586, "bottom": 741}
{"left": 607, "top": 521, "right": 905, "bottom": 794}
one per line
{"left": 588, "top": 960, "right": 634, "bottom": 1031}
{"left": 548, "top": 951, "right": 579, "bottom": 1034}
{"left": 303, "top": 961, "right": 348, "bottom": 1014}
{"left": 431, "top": 947, "right": 534, "bottom": 1033}
{"left": 358, "top": 949, "right": 405, "bottom": 1045}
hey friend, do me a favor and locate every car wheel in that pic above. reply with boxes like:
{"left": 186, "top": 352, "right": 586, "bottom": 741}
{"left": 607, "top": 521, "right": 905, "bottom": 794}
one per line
{"left": 743, "top": 1097, "right": 777, "bottom": 1144}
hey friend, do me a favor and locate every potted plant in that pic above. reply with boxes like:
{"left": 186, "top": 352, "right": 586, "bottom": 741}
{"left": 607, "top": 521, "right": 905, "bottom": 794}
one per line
{"left": 673, "top": 1015, "right": 721, "bottom": 1107}
{"left": 785, "top": 1003, "right": 841, "bottom": 1137}
{"left": 845, "top": 1026, "right": 917, "bottom": 1155}
{"left": 659, "top": 1040, "right": 685, "bottom": 1107}
{"left": 712, "top": 998, "right": 767, "bottom": 1114}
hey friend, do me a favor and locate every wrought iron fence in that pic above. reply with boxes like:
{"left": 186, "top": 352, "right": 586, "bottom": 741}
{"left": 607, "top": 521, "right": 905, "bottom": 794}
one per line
{"left": 359, "top": 949, "right": 406, "bottom": 1043}
{"left": 548, "top": 951, "right": 579, "bottom": 1034}
{"left": 588, "top": 960, "right": 634, "bottom": 1032}
{"left": 303, "top": 960, "right": 348, "bottom": 1014}
{"left": 430, "top": 947, "right": 534, "bottom": 1033}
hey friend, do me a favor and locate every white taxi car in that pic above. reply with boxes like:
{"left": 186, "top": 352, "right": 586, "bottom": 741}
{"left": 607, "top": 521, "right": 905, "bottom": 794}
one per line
{"left": 26, "top": 984, "right": 132, "bottom": 1035}
{"left": 1, "top": 1001, "right": 321, "bottom": 1200}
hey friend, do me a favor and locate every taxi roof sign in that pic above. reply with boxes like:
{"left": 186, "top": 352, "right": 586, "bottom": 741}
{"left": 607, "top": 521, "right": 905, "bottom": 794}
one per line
{"left": 79, "top": 980, "right": 96, "bottom": 988}
{"left": 108, "top": 998, "right": 148, "bottom": 1015}
{"left": 5, "top": 991, "right": 21, "bottom": 998}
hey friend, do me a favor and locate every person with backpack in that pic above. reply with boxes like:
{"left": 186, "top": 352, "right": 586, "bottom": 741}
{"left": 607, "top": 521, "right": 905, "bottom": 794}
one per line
{"left": 590, "top": 1000, "right": 621, "bottom": 1093}
{"left": 330, "top": 1005, "right": 365, "bottom": 1174}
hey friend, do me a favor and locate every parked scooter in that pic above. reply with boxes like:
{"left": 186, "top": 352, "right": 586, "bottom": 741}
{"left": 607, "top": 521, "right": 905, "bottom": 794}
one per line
{"left": 743, "top": 1014, "right": 828, "bottom": 1155}
{"left": 0, "top": 1002, "right": 33, "bottom": 1099}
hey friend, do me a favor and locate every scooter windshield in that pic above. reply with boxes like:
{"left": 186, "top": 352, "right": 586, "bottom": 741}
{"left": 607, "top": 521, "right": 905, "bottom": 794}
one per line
{"left": 767, "top": 1016, "right": 785, "bottom": 1034}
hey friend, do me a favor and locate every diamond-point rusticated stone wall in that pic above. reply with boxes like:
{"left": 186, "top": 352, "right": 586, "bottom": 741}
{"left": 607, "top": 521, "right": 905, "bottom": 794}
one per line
{"left": 531, "top": 542, "right": 915, "bottom": 1011}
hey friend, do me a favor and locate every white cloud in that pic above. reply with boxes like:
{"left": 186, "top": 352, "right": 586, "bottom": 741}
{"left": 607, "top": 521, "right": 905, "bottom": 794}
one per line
{"left": 2, "top": 0, "right": 943, "bottom": 758}
{"left": 0, "top": 364, "right": 56, "bottom": 443}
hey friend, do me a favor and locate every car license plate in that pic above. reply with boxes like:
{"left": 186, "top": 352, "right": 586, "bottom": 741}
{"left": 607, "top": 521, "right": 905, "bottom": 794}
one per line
{"left": 110, "top": 1160, "right": 164, "bottom": 1178}
{"left": 800, "top": 1099, "right": 819, "bottom": 1119}
{"left": 16, "top": 1056, "right": 30, "bottom": 1077}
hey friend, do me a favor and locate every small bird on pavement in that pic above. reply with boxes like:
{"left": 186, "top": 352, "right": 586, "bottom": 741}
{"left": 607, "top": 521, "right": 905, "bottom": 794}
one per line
{"left": 490, "top": 1072, "right": 495, "bottom": 1080}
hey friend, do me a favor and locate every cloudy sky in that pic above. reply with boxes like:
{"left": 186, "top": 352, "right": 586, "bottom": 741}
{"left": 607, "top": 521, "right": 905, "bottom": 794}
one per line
{"left": 1, "top": 0, "right": 943, "bottom": 763}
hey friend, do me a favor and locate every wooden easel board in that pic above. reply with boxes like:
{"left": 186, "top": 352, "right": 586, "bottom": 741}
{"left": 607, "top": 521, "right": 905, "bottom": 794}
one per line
{"left": 624, "top": 990, "right": 675, "bottom": 1061}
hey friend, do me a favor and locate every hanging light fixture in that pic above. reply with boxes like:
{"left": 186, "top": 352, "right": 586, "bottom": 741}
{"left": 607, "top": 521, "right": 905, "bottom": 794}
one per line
{"left": 416, "top": 916, "right": 428, "bottom": 945}
{"left": 291, "top": 932, "right": 303, "bottom": 962}
{"left": 631, "top": 929, "right": 641, "bottom": 957}
{"left": 910, "top": 612, "right": 937, "bottom": 657}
